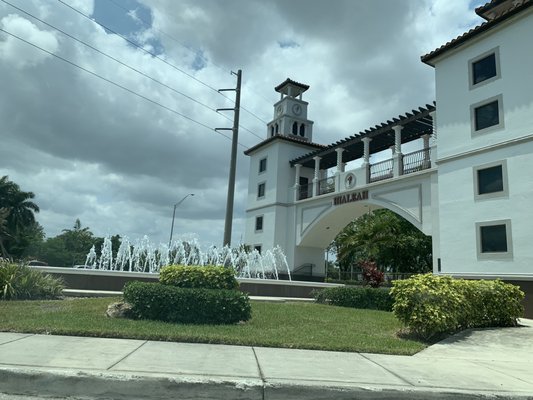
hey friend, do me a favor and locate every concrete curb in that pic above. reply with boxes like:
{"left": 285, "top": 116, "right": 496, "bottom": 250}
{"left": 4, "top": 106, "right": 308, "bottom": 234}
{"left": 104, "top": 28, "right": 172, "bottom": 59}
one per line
{"left": 0, "top": 367, "right": 263, "bottom": 400}
{"left": 2, "top": 367, "right": 532, "bottom": 400}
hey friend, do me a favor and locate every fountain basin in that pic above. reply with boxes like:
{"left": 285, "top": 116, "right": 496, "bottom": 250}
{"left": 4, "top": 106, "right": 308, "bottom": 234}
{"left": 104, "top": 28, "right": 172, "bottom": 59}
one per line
{"left": 31, "top": 266, "right": 343, "bottom": 298}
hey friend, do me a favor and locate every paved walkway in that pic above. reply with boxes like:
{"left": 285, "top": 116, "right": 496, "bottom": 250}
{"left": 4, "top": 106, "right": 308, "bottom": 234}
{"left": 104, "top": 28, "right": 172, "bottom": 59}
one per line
{"left": 0, "top": 319, "right": 532, "bottom": 400}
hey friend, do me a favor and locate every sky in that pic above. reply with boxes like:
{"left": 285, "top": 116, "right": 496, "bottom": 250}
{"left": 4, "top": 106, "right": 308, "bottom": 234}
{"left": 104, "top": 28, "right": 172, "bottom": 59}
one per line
{"left": 0, "top": 0, "right": 488, "bottom": 248}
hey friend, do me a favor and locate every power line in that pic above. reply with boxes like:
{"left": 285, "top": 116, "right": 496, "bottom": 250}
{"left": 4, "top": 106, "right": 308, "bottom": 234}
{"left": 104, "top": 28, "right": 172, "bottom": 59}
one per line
{"left": 56, "top": 0, "right": 266, "bottom": 137}
{"left": 0, "top": 27, "right": 249, "bottom": 148}
{"left": 1, "top": 0, "right": 214, "bottom": 113}
{"left": 57, "top": 0, "right": 232, "bottom": 100}
{"left": 0, "top": 0, "right": 263, "bottom": 141}
{"left": 105, "top": 0, "right": 273, "bottom": 123}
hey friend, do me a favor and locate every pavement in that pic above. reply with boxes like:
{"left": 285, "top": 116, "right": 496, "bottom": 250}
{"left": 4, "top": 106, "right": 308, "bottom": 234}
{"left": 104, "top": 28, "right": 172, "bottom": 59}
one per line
{"left": 0, "top": 320, "right": 532, "bottom": 400}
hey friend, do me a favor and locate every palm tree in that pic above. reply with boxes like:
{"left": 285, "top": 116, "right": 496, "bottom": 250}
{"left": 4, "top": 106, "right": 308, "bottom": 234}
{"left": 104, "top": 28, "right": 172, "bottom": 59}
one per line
{"left": 0, "top": 207, "right": 11, "bottom": 258}
{"left": 0, "top": 176, "right": 40, "bottom": 257}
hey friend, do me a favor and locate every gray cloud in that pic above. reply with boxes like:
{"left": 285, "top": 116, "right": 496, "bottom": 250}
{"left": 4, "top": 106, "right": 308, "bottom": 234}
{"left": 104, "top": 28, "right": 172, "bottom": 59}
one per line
{"left": 0, "top": 0, "right": 485, "bottom": 246}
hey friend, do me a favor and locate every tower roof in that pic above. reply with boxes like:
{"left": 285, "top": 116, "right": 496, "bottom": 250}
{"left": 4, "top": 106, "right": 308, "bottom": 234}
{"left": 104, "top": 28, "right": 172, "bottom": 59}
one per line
{"left": 275, "top": 78, "right": 309, "bottom": 97}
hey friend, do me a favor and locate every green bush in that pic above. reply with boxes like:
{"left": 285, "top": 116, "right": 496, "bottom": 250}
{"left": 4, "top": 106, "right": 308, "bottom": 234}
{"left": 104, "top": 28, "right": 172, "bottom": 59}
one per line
{"left": 0, "top": 261, "right": 64, "bottom": 300}
{"left": 391, "top": 274, "right": 524, "bottom": 340}
{"left": 123, "top": 281, "right": 251, "bottom": 324}
{"left": 457, "top": 279, "right": 524, "bottom": 328}
{"left": 159, "top": 265, "right": 238, "bottom": 290}
{"left": 313, "top": 287, "right": 393, "bottom": 311}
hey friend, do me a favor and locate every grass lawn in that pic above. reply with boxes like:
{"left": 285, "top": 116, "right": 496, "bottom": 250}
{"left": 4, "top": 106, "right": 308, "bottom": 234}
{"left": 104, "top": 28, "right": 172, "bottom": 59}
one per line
{"left": 0, "top": 297, "right": 426, "bottom": 355}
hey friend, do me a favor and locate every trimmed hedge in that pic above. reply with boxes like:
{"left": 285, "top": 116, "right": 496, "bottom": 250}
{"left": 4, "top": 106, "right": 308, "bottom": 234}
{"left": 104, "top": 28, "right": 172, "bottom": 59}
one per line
{"left": 313, "top": 287, "right": 393, "bottom": 311}
{"left": 123, "top": 281, "right": 251, "bottom": 324}
{"left": 160, "top": 265, "right": 238, "bottom": 290}
{"left": 391, "top": 274, "right": 524, "bottom": 340}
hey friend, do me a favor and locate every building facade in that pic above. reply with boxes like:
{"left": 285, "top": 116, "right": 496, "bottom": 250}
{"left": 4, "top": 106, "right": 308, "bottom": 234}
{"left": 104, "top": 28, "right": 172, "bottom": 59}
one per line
{"left": 243, "top": 1, "right": 533, "bottom": 287}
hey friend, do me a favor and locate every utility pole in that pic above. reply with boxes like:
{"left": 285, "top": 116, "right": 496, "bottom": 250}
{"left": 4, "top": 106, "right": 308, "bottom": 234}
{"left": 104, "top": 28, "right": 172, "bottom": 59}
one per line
{"left": 216, "top": 69, "right": 242, "bottom": 247}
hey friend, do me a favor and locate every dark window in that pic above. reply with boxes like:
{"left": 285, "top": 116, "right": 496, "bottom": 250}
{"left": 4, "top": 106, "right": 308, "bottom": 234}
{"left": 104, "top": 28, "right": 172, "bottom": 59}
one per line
{"left": 255, "top": 216, "right": 263, "bottom": 231}
{"left": 480, "top": 224, "right": 507, "bottom": 253}
{"left": 299, "top": 124, "right": 305, "bottom": 137}
{"left": 475, "top": 100, "right": 499, "bottom": 131}
{"left": 275, "top": 123, "right": 279, "bottom": 134}
{"left": 473, "top": 53, "right": 497, "bottom": 85}
{"left": 259, "top": 158, "right": 267, "bottom": 173}
{"left": 270, "top": 126, "right": 274, "bottom": 137}
{"left": 477, "top": 165, "right": 503, "bottom": 195}
{"left": 254, "top": 245, "right": 262, "bottom": 254}
{"left": 298, "top": 176, "right": 309, "bottom": 200}
{"left": 257, "top": 183, "right": 265, "bottom": 198}
{"left": 292, "top": 122, "right": 298, "bottom": 135}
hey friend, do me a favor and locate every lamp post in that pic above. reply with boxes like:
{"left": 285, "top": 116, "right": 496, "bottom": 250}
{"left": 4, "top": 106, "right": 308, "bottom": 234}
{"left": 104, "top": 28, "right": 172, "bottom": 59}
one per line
{"left": 168, "top": 193, "right": 194, "bottom": 247}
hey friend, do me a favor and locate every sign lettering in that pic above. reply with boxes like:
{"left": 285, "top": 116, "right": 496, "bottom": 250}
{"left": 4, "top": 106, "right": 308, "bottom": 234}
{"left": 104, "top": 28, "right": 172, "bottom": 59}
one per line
{"left": 333, "top": 190, "right": 368, "bottom": 206}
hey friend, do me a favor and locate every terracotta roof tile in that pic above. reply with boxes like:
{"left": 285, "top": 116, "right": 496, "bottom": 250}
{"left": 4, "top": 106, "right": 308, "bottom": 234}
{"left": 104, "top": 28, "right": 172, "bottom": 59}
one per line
{"left": 274, "top": 78, "right": 310, "bottom": 93}
{"left": 243, "top": 134, "right": 325, "bottom": 156}
{"left": 422, "top": 0, "right": 532, "bottom": 66}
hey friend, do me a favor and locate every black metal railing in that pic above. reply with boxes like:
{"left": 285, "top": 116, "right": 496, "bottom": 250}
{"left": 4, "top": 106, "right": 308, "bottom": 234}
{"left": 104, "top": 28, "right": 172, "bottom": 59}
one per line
{"left": 298, "top": 183, "right": 312, "bottom": 200}
{"left": 318, "top": 177, "right": 335, "bottom": 195}
{"left": 403, "top": 148, "right": 432, "bottom": 175}
{"left": 369, "top": 159, "right": 393, "bottom": 183}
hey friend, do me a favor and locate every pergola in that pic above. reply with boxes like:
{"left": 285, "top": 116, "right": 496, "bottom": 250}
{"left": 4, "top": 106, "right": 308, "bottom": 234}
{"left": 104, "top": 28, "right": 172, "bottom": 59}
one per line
{"left": 290, "top": 103, "right": 436, "bottom": 170}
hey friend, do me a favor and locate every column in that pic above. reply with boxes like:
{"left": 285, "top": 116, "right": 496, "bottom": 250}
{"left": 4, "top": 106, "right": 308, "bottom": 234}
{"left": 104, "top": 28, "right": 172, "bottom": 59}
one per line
{"left": 422, "top": 134, "right": 431, "bottom": 169}
{"left": 392, "top": 125, "right": 403, "bottom": 177}
{"left": 334, "top": 148, "right": 345, "bottom": 193}
{"left": 313, "top": 156, "right": 321, "bottom": 196}
{"left": 335, "top": 148, "right": 345, "bottom": 173}
{"left": 294, "top": 164, "right": 301, "bottom": 201}
{"left": 429, "top": 111, "right": 437, "bottom": 145}
{"left": 361, "top": 137, "right": 371, "bottom": 184}
{"left": 429, "top": 110, "right": 437, "bottom": 163}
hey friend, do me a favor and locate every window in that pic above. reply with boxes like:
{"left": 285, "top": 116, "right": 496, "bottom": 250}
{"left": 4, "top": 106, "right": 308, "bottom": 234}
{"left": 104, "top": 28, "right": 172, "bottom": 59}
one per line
{"left": 257, "top": 182, "right": 265, "bottom": 198}
{"left": 254, "top": 245, "right": 262, "bottom": 254}
{"left": 474, "top": 160, "right": 508, "bottom": 200}
{"left": 475, "top": 100, "right": 499, "bottom": 130}
{"left": 299, "top": 124, "right": 305, "bottom": 137}
{"left": 471, "top": 95, "right": 504, "bottom": 134}
{"left": 292, "top": 122, "right": 298, "bottom": 135}
{"left": 469, "top": 48, "right": 500, "bottom": 88}
{"left": 298, "top": 176, "right": 309, "bottom": 200}
{"left": 259, "top": 158, "right": 267, "bottom": 173}
{"left": 275, "top": 123, "right": 279, "bottom": 134}
{"left": 270, "top": 126, "right": 274, "bottom": 137}
{"left": 476, "top": 220, "right": 513, "bottom": 260}
{"left": 255, "top": 215, "right": 263, "bottom": 232}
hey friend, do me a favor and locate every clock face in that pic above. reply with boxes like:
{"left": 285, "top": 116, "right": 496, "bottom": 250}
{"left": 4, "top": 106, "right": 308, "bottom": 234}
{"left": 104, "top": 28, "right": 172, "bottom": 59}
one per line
{"left": 292, "top": 104, "right": 302, "bottom": 115}
{"left": 277, "top": 106, "right": 283, "bottom": 115}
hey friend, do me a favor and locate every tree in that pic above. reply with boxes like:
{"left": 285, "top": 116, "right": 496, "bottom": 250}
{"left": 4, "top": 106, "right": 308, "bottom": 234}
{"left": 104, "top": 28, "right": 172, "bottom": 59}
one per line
{"left": 0, "top": 176, "right": 40, "bottom": 258}
{"left": 333, "top": 209, "right": 432, "bottom": 274}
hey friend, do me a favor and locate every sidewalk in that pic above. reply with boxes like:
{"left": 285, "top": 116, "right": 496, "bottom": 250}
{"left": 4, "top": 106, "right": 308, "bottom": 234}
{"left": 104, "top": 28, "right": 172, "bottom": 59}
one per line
{"left": 0, "top": 319, "right": 532, "bottom": 400}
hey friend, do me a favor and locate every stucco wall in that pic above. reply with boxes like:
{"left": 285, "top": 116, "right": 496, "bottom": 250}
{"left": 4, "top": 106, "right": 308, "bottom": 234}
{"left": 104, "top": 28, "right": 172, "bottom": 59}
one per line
{"left": 435, "top": 10, "right": 533, "bottom": 159}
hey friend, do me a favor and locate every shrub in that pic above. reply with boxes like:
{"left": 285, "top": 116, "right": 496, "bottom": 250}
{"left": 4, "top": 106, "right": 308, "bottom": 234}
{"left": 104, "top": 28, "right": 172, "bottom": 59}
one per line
{"left": 360, "top": 260, "right": 384, "bottom": 288}
{"left": 123, "top": 281, "right": 251, "bottom": 324}
{"left": 313, "top": 286, "right": 393, "bottom": 311}
{"left": 0, "top": 261, "right": 64, "bottom": 300}
{"left": 457, "top": 279, "right": 524, "bottom": 328}
{"left": 159, "top": 265, "right": 239, "bottom": 290}
{"left": 391, "top": 274, "right": 524, "bottom": 340}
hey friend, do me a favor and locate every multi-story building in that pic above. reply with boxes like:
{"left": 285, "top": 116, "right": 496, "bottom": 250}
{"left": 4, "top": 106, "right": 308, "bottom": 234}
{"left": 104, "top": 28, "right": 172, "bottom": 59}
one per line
{"left": 243, "top": 0, "right": 533, "bottom": 306}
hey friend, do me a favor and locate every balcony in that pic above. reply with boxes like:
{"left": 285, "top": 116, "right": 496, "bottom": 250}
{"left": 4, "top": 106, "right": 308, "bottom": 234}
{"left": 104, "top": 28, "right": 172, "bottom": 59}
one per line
{"left": 295, "top": 147, "right": 433, "bottom": 201}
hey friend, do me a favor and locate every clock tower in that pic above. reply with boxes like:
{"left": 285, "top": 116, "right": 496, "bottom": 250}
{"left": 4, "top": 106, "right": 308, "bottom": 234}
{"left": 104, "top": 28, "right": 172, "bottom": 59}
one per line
{"left": 267, "top": 78, "right": 314, "bottom": 141}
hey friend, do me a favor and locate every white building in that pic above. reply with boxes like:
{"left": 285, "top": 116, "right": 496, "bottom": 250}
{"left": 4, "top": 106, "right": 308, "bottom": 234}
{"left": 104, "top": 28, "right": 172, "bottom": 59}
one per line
{"left": 243, "top": 0, "right": 533, "bottom": 302}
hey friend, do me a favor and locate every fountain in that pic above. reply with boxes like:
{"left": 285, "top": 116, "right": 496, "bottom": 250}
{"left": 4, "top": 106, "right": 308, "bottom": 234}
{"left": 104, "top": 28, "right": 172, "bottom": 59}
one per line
{"left": 84, "top": 235, "right": 292, "bottom": 280}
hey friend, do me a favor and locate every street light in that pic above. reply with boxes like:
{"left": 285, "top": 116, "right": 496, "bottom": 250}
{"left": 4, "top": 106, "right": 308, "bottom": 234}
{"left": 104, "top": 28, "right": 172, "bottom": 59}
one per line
{"left": 169, "top": 193, "right": 194, "bottom": 247}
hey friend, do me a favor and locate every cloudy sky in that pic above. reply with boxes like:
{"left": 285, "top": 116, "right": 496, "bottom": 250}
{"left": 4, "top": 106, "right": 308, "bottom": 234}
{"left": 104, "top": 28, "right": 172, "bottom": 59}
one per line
{"left": 0, "top": 0, "right": 487, "bottom": 248}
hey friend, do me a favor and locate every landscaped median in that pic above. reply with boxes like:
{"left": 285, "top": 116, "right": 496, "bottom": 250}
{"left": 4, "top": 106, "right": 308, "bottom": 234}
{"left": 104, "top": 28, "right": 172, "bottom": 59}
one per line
{"left": 0, "top": 261, "right": 525, "bottom": 355}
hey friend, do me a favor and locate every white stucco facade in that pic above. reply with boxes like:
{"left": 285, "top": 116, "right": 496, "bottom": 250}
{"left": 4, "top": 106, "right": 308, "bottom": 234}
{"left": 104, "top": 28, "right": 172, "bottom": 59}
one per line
{"left": 431, "top": 6, "right": 533, "bottom": 278}
{"left": 243, "top": 2, "right": 533, "bottom": 280}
